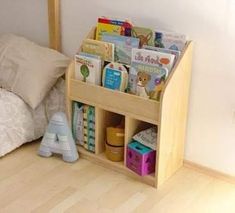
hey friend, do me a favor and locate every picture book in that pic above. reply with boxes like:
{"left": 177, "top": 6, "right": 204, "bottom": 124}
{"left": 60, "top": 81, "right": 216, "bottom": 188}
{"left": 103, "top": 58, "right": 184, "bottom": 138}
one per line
{"left": 101, "top": 34, "right": 139, "bottom": 65}
{"left": 128, "top": 62, "right": 167, "bottom": 100}
{"left": 154, "top": 30, "right": 187, "bottom": 51}
{"left": 72, "top": 102, "right": 84, "bottom": 146}
{"left": 87, "top": 106, "right": 95, "bottom": 152}
{"left": 82, "top": 39, "right": 114, "bottom": 62}
{"left": 78, "top": 52, "right": 102, "bottom": 59}
{"left": 131, "top": 26, "right": 154, "bottom": 48}
{"left": 143, "top": 45, "right": 180, "bottom": 67}
{"left": 131, "top": 48, "right": 175, "bottom": 74}
{"left": 102, "top": 62, "right": 128, "bottom": 92}
{"left": 98, "top": 17, "right": 132, "bottom": 27}
{"left": 96, "top": 17, "right": 132, "bottom": 40}
{"left": 75, "top": 53, "right": 102, "bottom": 85}
{"left": 83, "top": 105, "right": 95, "bottom": 152}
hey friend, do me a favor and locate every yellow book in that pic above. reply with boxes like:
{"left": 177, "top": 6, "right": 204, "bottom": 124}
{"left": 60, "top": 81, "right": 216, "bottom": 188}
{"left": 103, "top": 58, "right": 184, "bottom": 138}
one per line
{"left": 96, "top": 22, "right": 123, "bottom": 40}
{"left": 82, "top": 39, "right": 114, "bottom": 62}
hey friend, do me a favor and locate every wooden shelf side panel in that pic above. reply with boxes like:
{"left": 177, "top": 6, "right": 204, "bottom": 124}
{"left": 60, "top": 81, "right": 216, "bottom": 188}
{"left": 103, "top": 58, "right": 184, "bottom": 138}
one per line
{"left": 125, "top": 117, "right": 158, "bottom": 185}
{"left": 95, "top": 107, "right": 106, "bottom": 154}
{"left": 156, "top": 42, "right": 193, "bottom": 187}
{"left": 95, "top": 108, "right": 124, "bottom": 154}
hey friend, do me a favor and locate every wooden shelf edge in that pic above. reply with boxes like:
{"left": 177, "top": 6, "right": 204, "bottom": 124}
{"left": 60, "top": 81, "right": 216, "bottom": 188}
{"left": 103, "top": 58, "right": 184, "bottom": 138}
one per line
{"left": 69, "top": 95, "right": 158, "bottom": 125}
{"left": 77, "top": 146, "right": 156, "bottom": 187}
{"left": 69, "top": 78, "right": 160, "bottom": 125}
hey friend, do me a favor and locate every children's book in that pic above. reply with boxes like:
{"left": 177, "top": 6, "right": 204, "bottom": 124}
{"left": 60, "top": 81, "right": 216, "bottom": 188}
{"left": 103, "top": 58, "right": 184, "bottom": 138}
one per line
{"left": 101, "top": 34, "right": 139, "bottom": 65}
{"left": 128, "top": 48, "right": 168, "bottom": 100}
{"left": 131, "top": 48, "right": 175, "bottom": 74}
{"left": 129, "top": 62, "right": 167, "bottom": 100}
{"left": 154, "top": 30, "right": 187, "bottom": 51}
{"left": 72, "top": 102, "right": 84, "bottom": 145}
{"left": 75, "top": 53, "right": 102, "bottom": 85}
{"left": 102, "top": 62, "right": 128, "bottom": 92}
{"left": 83, "top": 105, "right": 89, "bottom": 150}
{"left": 131, "top": 26, "right": 154, "bottom": 48}
{"left": 96, "top": 17, "right": 132, "bottom": 40}
{"left": 87, "top": 106, "right": 95, "bottom": 152}
{"left": 78, "top": 52, "right": 102, "bottom": 59}
{"left": 82, "top": 39, "right": 114, "bottom": 62}
{"left": 83, "top": 105, "right": 95, "bottom": 153}
{"left": 143, "top": 45, "right": 180, "bottom": 67}
{"left": 98, "top": 17, "right": 132, "bottom": 28}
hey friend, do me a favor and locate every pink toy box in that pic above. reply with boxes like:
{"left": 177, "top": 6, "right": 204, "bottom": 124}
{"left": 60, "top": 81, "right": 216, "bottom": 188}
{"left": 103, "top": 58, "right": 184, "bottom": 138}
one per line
{"left": 126, "top": 140, "right": 156, "bottom": 176}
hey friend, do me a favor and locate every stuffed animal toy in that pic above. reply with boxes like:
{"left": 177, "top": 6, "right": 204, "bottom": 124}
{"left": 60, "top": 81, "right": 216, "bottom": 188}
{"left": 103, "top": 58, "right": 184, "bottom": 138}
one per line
{"left": 38, "top": 112, "right": 79, "bottom": 163}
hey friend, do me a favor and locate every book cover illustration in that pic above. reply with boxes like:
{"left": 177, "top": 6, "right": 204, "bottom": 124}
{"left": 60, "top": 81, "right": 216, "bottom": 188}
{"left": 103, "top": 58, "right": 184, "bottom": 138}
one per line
{"left": 132, "top": 48, "right": 175, "bottom": 74}
{"left": 82, "top": 39, "right": 114, "bottom": 62}
{"left": 83, "top": 105, "right": 95, "bottom": 152}
{"left": 143, "top": 45, "right": 180, "bottom": 67}
{"left": 128, "top": 62, "right": 167, "bottom": 100}
{"left": 75, "top": 53, "right": 102, "bottom": 85}
{"left": 96, "top": 17, "right": 132, "bottom": 40}
{"left": 102, "top": 62, "right": 128, "bottom": 92}
{"left": 101, "top": 34, "right": 139, "bottom": 65}
{"left": 87, "top": 106, "right": 95, "bottom": 152}
{"left": 154, "top": 30, "right": 187, "bottom": 51}
{"left": 131, "top": 26, "right": 154, "bottom": 48}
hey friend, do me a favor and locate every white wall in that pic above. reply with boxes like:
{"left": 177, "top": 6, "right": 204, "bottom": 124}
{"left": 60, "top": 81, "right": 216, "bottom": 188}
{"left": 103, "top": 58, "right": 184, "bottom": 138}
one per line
{"left": 0, "top": 0, "right": 48, "bottom": 46}
{"left": 0, "top": 0, "right": 235, "bottom": 176}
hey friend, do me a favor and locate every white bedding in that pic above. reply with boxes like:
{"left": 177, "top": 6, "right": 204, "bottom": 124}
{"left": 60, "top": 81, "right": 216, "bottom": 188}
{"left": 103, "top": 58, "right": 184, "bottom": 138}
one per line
{"left": 0, "top": 78, "right": 65, "bottom": 157}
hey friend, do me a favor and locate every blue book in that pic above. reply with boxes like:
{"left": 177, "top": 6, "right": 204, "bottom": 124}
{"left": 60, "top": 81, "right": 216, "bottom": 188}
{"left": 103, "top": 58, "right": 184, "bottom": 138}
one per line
{"left": 103, "top": 68, "right": 122, "bottom": 90}
{"left": 101, "top": 34, "right": 139, "bottom": 65}
{"left": 102, "top": 62, "right": 128, "bottom": 92}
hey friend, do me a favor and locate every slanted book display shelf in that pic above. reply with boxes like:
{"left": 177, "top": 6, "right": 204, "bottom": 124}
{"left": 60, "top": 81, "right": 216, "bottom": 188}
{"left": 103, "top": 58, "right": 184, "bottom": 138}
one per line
{"left": 66, "top": 27, "right": 193, "bottom": 188}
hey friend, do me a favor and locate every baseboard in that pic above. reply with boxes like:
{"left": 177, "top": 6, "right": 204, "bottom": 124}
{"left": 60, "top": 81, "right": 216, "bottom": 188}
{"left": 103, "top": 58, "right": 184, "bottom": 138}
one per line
{"left": 183, "top": 160, "right": 235, "bottom": 184}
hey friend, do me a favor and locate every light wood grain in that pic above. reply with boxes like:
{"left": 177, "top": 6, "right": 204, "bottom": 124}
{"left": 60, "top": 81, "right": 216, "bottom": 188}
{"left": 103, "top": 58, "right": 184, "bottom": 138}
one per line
{"left": 48, "top": 0, "right": 61, "bottom": 51}
{"left": 184, "top": 160, "right": 235, "bottom": 185}
{"left": 95, "top": 107, "right": 106, "bottom": 154}
{"left": 125, "top": 117, "right": 156, "bottom": 166}
{"left": 156, "top": 42, "right": 193, "bottom": 187}
{"left": 77, "top": 146, "right": 155, "bottom": 187}
{"left": 95, "top": 108, "right": 124, "bottom": 154}
{"left": 1, "top": 142, "right": 235, "bottom": 213}
{"left": 69, "top": 78, "right": 160, "bottom": 124}
{"left": 66, "top": 27, "right": 193, "bottom": 188}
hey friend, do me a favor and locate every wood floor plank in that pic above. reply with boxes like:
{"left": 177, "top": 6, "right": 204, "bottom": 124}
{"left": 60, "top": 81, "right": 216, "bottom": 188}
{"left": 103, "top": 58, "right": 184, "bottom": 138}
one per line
{"left": 0, "top": 142, "right": 234, "bottom": 213}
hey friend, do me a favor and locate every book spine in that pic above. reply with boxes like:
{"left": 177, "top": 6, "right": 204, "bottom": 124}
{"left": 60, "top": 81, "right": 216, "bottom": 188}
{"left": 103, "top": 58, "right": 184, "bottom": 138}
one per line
{"left": 87, "top": 106, "right": 95, "bottom": 152}
{"left": 83, "top": 106, "right": 88, "bottom": 150}
{"left": 98, "top": 17, "right": 132, "bottom": 28}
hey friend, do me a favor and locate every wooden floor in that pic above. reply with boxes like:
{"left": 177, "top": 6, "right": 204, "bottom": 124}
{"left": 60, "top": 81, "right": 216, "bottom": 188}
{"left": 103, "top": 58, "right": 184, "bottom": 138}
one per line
{"left": 0, "top": 142, "right": 235, "bottom": 213}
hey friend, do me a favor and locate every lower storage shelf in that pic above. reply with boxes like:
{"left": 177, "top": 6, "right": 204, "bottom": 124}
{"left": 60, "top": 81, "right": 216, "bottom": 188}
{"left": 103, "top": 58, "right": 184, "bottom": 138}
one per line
{"left": 77, "top": 145, "right": 156, "bottom": 187}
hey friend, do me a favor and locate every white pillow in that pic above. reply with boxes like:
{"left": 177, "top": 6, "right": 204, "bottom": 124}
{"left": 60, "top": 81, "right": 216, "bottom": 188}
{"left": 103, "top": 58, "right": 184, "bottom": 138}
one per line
{"left": 0, "top": 34, "right": 69, "bottom": 109}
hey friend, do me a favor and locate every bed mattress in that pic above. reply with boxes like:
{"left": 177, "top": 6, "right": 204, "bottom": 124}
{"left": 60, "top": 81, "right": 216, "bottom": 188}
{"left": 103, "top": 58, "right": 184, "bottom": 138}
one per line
{"left": 0, "top": 78, "right": 65, "bottom": 157}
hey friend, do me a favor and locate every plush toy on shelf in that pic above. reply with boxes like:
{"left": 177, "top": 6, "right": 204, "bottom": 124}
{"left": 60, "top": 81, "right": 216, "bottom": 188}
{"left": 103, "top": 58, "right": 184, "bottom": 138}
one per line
{"left": 38, "top": 112, "right": 79, "bottom": 163}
